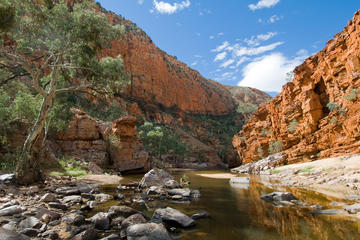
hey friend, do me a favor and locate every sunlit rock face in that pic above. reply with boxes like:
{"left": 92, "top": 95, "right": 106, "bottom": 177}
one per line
{"left": 56, "top": 110, "right": 150, "bottom": 172}
{"left": 233, "top": 10, "right": 360, "bottom": 165}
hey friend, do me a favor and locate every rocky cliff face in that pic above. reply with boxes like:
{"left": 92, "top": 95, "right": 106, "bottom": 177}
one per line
{"left": 93, "top": 7, "right": 270, "bottom": 168}
{"left": 56, "top": 109, "right": 150, "bottom": 173}
{"left": 102, "top": 12, "right": 237, "bottom": 116}
{"left": 233, "top": 10, "right": 360, "bottom": 165}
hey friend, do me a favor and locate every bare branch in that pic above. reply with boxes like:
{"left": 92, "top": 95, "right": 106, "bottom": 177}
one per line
{"left": 55, "top": 84, "right": 91, "bottom": 95}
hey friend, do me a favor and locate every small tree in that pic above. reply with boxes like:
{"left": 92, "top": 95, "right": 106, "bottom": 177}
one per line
{"left": 0, "top": 0, "right": 128, "bottom": 184}
{"left": 288, "top": 119, "right": 298, "bottom": 133}
{"left": 268, "top": 141, "right": 283, "bottom": 155}
{"left": 286, "top": 71, "right": 294, "bottom": 82}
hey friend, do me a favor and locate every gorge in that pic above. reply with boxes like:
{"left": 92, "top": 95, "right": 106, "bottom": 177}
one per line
{"left": 1, "top": 0, "right": 360, "bottom": 239}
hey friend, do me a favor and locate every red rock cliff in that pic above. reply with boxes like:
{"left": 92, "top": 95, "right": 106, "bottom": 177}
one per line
{"left": 233, "top": 10, "right": 360, "bottom": 165}
{"left": 101, "top": 11, "right": 237, "bottom": 116}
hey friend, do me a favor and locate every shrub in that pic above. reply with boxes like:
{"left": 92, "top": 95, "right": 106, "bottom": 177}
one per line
{"left": 288, "top": 119, "right": 298, "bottom": 133}
{"left": 345, "top": 89, "right": 359, "bottom": 101}
{"left": 269, "top": 141, "right": 283, "bottom": 155}
{"left": 138, "top": 122, "right": 187, "bottom": 159}
{"left": 326, "top": 101, "right": 340, "bottom": 112}
{"left": 260, "top": 129, "right": 272, "bottom": 137}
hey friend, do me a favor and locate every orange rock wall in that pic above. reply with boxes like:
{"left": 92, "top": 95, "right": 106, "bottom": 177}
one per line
{"left": 101, "top": 12, "right": 237, "bottom": 116}
{"left": 233, "top": 10, "right": 360, "bottom": 165}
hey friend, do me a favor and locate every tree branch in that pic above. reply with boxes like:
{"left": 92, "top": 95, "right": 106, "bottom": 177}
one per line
{"left": 55, "top": 84, "right": 91, "bottom": 95}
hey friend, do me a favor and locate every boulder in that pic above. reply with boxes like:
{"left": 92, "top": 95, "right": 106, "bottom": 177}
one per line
{"left": 63, "top": 195, "right": 82, "bottom": 204}
{"left": 126, "top": 223, "right": 172, "bottom": 240}
{"left": 191, "top": 211, "right": 210, "bottom": 220}
{"left": 344, "top": 203, "right": 360, "bottom": 214}
{"left": 0, "top": 205, "right": 25, "bottom": 216}
{"left": 108, "top": 206, "right": 138, "bottom": 219}
{"left": 152, "top": 207, "right": 195, "bottom": 228}
{"left": 121, "top": 213, "right": 147, "bottom": 229}
{"left": 88, "top": 162, "right": 104, "bottom": 174}
{"left": 19, "top": 228, "right": 41, "bottom": 237}
{"left": 72, "top": 228, "right": 98, "bottom": 240}
{"left": 164, "top": 179, "right": 180, "bottom": 189}
{"left": 40, "top": 193, "right": 58, "bottom": 203}
{"left": 0, "top": 200, "right": 19, "bottom": 210}
{"left": 260, "top": 192, "right": 297, "bottom": 202}
{"left": 0, "top": 228, "right": 30, "bottom": 240}
{"left": 89, "top": 212, "right": 110, "bottom": 230}
{"left": 35, "top": 208, "right": 61, "bottom": 221}
{"left": 48, "top": 202, "right": 68, "bottom": 211}
{"left": 0, "top": 174, "right": 15, "bottom": 185}
{"left": 18, "top": 216, "right": 43, "bottom": 229}
{"left": 167, "top": 188, "right": 191, "bottom": 198}
{"left": 139, "top": 169, "right": 174, "bottom": 189}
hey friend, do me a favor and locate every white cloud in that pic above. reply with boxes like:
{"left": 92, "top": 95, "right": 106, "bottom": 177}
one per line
{"left": 194, "top": 54, "right": 202, "bottom": 58}
{"left": 218, "top": 32, "right": 224, "bottom": 36}
{"left": 212, "top": 41, "right": 230, "bottom": 52}
{"left": 209, "top": 36, "right": 215, "bottom": 39}
{"left": 237, "top": 52, "right": 308, "bottom": 92}
{"left": 236, "top": 57, "right": 250, "bottom": 67}
{"left": 249, "top": 0, "right": 280, "bottom": 11}
{"left": 244, "top": 32, "right": 277, "bottom": 46}
{"left": 214, "top": 52, "right": 227, "bottom": 62}
{"left": 269, "top": 14, "right": 281, "bottom": 23}
{"left": 153, "top": 0, "right": 191, "bottom": 14}
{"left": 220, "top": 59, "right": 235, "bottom": 68}
{"left": 234, "top": 42, "right": 284, "bottom": 57}
{"left": 191, "top": 61, "right": 198, "bottom": 66}
{"left": 138, "top": 0, "right": 144, "bottom": 5}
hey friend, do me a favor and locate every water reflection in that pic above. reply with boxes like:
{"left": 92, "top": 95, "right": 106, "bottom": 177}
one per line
{"left": 233, "top": 178, "right": 360, "bottom": 240}
{"left": 96, "top": 171, "right": 360, "bottom": 240}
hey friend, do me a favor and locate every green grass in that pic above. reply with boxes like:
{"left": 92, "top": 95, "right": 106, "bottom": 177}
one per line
{"left": 271, "top": 169, "right": 282, "bottom": 174}
{"left": 50, "top": 169, "right": 87, "bottom": 178}
{"left": 299, "top": 166, "right": 315, "bottom": 173}
{"left": 49, "top": 156, "right": 88, "bottom": 178}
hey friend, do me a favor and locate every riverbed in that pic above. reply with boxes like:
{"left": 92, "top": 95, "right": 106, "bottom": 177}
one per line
{"left": 94, "top": 170, "right": 360, "bottom": 240}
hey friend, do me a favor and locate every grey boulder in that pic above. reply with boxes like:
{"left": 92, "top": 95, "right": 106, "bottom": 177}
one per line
{"left": 152, "top": 207, "right": 195, "bottom": 228}
{"left": 127, "top": 223, "right": 172, "bottom": 240}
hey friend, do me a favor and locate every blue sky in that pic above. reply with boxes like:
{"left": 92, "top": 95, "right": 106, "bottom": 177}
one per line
{"left": 98, "top": 0, "right": 359, "bottom": 94}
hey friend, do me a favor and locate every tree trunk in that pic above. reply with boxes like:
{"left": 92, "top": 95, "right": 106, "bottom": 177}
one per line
{"left": 16, "top": 73, "right": 58, "bottom": 185}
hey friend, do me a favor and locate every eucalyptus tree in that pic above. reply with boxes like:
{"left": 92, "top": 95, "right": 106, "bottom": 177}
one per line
{"left": 0, "top": 0, "right": 129, "bottom": 184}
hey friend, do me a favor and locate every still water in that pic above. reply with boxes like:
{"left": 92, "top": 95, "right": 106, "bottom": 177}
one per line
{"left": 97, "top": 170, "right": 360, "bottom": 240}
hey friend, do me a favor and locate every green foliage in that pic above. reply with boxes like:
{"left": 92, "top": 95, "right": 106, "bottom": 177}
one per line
{"left": 326, "top": 101, "right": 340, "bottom": 112}
{"left": 190, "top": 113, "right": 243, "bottom": 146}
{"left": 268, "top": 140, "right": 283, "bottom": 155}
{"left": 270, "top": 169, "right": 282, "bottom": 174}
{"left": 288, "top": 119, "right": 298, "bottom": 133}
{"left": 52, "top": 156, "right": 88, "bottom": 177}
{"left": 257, "top": 147, "right": 264, "bottom": 158}
{"left": 345, "top": 89, "right": 359, "bottom": 101}
{"left": 138, "top": 122, "right": 187, "bottom": 159}
{"left": 0, "top": 148, "right": 21, "bottom": 173}
{"left": 181, "top": 174, "right": 189, "bottom": 182}
{"left": 299, "top": 166, "right": 314, "bottom": 173}
{"left": 75, "top": 95, "right": 127, "bottom": 122}
{"left": 260, "top": 129, "right": 271, "bottom": 137}
{"left": 327, "top": 101, "right": 347, "bottom": 116}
